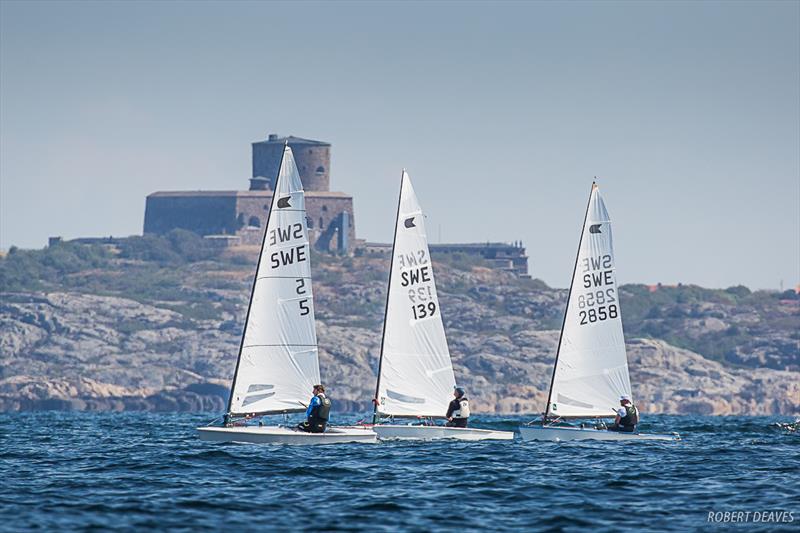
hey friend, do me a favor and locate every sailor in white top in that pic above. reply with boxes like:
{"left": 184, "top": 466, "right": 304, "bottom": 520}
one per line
{"left": 608, "top": 395, "right": 639, "bottom": 432}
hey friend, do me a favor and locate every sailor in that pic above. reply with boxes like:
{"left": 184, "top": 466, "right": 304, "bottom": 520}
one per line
{"left": 296, "top": 384, "right": 331, "bottom": 433}
{"left": 608, "top": 395, "right": 638, "bottom": 432}
{"left": 445, "top": 387, "right": 470, "bottom": 428}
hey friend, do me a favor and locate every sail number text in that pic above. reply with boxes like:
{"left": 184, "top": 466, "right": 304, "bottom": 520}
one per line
{"left": 268, "top": 223, "right": 307, "bottom": 269}
{"left": 398, "top": 251, "right": 437, "bottom": 321}
{"left": 268, "top": 223, "right": 310, "bottom": 317}
{"left": 577, "top": 254, "right": 618, "bottom": 326}
{"left": 295, "top": 278, "right": 310, "bottom": 316}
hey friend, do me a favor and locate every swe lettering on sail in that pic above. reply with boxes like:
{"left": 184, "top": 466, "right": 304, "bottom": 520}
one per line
{"left": 268, "top": 223, "right": 307, "bottom": 269}
{"left": 577, "top": 253, "right": 618, "bottom": 326}
{"left": 397, "top": 249, "right": 437, "bottom": 320}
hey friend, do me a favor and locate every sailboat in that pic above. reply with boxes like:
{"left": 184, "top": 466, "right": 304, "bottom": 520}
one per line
{"left": 197, "top": 144, "right": 376, "bottom": 445}
{"left": 369, "top": 171, "right": 513, "bottom": 441}
{"left": 519, "top": 183, "right": 679, "bottom": 442}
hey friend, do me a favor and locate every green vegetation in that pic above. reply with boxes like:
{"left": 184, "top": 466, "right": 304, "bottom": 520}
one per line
{"left": 432, "top": 251, "right": 492, "bottom": 271}
{"left": 2, "top": 236, "right": 796, "bottom": 370}
{"left": 0, "top": 242, "right": 113, "bottom": 292}
{"left": 0, "top": 232, "right": 236, "bottom": 321}
{"left": 619, "top": 283, "right": 799, "bottom": 369}
{"left": 117, "top": 229, "right": 223, "bottom": 264}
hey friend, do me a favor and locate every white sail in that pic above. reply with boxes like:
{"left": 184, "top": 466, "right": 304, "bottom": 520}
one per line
{"left": 229, "top": 146, "right": 320, "bottom": 415}
{"left": 547, "top": 184, "right": 633, "bottom": 418}
{"left": 375, "top": 171, "right": 456, "bottom": 418}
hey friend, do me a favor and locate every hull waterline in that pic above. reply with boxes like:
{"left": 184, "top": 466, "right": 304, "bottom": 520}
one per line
{"left": 519, "top": 425, "right": 679, "bottom": 442}
{"left": 197, "top": 425, "right": 377, "bottom": 445}
{"left": 373, "top": 424, "right": 513, "bottom": 441}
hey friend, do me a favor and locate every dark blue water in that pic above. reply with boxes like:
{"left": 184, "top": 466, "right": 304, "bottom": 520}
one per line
{"left": 1, "top": 413, "right": 797, "bottom": 532}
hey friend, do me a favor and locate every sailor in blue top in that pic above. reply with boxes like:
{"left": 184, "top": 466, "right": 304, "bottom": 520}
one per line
{"left": 296, "top": 384, "right": 332, "bottom": 433}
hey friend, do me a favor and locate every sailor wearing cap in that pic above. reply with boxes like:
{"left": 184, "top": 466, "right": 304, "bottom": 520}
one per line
{"left": 445, "top": 387, "right": 470, "bottom": 428}
{"left": 608, "top": 395, "right": 639, "bottom": 433}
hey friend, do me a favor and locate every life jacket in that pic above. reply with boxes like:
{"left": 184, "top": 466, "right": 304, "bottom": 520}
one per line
{"left": 452, "top": 397, "right": 470, "bottom": 419}
{"left": 309, "top": 394, "right": 331, "bottom": 422}
{"left": 619, "top": 404, "right": 638, "bottom": 427}
{"left": 315, "top": 395, "right": 331, "bottom": 421}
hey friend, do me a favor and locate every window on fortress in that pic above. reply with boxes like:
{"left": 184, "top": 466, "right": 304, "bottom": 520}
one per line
{"left": 306, "top": 217, "right": 314, "bottom": 229}
{"left": 248, "top": 216, "right": 260, "bottom": 228}
{"left": 322, "top": 205, "right": 328, "bottom": 212}
{"left": 319, "top": 217, "right": 324, "bottom": 230}
{"left": 316, "top": 166, "right": 325, "bottom": 175}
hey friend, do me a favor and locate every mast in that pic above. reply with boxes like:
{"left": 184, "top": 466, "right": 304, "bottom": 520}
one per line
{"left": 372, "top": 169, "right": 406, "bottom": 424}
{"left": 226, "top": 141, "right": 289, "bottom": 417}
{"left": 543, "top": 180, "right": 597, "bottom": 421}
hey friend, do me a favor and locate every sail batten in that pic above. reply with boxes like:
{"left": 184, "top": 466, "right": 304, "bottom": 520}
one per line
{"left": 545, "top": 185, "right": 633, "bottom": 419}
{"left": 374, "top": 172, "right": 457, "bottom": 418}
{"left": 228, "top": 146, "right": 321, "bottom": 416}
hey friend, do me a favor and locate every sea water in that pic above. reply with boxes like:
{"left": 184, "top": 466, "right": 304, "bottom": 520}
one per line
{"left": 1, "top": 413, "right": 797, "bottom": 531}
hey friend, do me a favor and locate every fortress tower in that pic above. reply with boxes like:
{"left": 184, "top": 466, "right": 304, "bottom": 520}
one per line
{"left": 250, "top": 135, "right": 330, "bottom": 192}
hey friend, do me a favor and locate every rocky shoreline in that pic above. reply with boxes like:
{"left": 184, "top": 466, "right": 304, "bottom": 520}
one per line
{"left": 2, "top": 278, "right": 798, "bottom": 414}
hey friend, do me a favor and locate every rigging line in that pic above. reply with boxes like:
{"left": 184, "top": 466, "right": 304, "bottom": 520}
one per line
{"left": 373, "top": 169, "right": 406, "bottom": 424}
{"left": 544, "top": 181, "right": 597, "bottom": 421}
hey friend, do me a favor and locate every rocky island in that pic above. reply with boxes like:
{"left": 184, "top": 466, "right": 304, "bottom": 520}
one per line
{"left": 1, "top": 233, "right": 798, "bottom": 415}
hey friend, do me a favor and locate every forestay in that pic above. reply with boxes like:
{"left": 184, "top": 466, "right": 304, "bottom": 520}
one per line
{"left": 375, "top": 172, "right": 456, "bottom": 417}
{"left": 228, "top": 146, "right": 320, "bottom": 415}
{"left": 547, "top": 184, "right": 633, "bottom": 418}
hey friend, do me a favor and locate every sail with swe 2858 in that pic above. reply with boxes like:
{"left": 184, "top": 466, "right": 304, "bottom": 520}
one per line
{"left": 228, "top": 145, "right": 320, "bottom": 416}
{"left": 546, "top": 184, "right": 632, "bottom": 419}
{"left": 375, "top": 171, "right": 456, "bottom": 418}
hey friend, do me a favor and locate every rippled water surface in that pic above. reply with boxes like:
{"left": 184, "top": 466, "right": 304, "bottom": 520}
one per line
{"left": 1, "top": 413, "right": 797, "bottom": 531}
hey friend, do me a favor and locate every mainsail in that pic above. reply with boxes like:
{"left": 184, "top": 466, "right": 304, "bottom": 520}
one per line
{"left": 545, "top": 183, "right": 633, "bottom": 419}
{"left": 228, "top": 145, "right": 320, "bottom": 415}
{"left": 374, "top": 171, "right": 456, "bottom": 418}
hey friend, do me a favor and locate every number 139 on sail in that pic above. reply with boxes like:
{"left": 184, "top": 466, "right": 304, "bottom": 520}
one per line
{"left": 411, "top": 302, "right": 436, "bottom": 320}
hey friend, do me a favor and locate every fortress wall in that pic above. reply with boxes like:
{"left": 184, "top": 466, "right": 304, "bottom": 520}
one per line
{"left": 234, "top": 194, "right": 355, "bottom": 251}
{"left": 143, "top": 194, "right": 238, "bottom": 236}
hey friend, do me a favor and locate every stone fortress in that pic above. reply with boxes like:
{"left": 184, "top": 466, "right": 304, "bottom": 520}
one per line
{"left": 144, "top": 135, "right": 355, "bottom": 252}
{"left": 143, "top": 133, "right": 528, "bottom": 275}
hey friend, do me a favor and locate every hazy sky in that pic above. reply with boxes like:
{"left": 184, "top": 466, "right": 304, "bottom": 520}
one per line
{"left": 1, "top": 1, "right": 798, "bottom": 289}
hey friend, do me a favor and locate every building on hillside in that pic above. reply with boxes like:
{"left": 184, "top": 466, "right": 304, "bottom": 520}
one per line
{"left": 140, "top": 132, "right": 530, "bottom": 276}
{"left": 363, "top": 241, "right": 530, "bottom": 277}
{"left": 143, "top": 135, "right": 355, "bottom": 252}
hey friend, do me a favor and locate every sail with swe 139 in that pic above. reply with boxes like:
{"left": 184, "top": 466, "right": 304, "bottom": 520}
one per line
{"left": 374, "top": 171, "right": 457, "bottom": 418}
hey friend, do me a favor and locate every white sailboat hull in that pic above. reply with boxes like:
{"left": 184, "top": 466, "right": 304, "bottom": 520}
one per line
{"left": 519, "top": 425, "right": 679, "bottom": 442}
{"left": 197, "top": 425, "right": 377, "bottom": 445}
{"left": 373, "top": 424, "right": 514, "bottom": 441}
